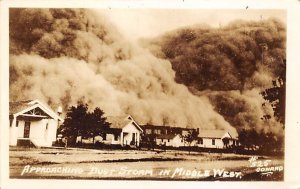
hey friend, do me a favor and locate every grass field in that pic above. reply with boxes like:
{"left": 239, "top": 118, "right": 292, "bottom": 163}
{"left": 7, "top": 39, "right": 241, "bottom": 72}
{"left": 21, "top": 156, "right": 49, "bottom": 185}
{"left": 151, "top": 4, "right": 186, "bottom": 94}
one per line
{"left": 9, "top": 147, "right": 284, "bottom": 181}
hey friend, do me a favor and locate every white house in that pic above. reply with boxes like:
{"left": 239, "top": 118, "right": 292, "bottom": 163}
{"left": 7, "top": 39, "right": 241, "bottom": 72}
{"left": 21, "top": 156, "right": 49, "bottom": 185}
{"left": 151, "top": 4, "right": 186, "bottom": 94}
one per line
{"left": 197, "top": 130, "right": 237, "bottom": 149}
{"left": 9, "top": 99, "right": 63, "bottom": 147}
{"left": 156, "top": 134, "right": 185, "bottom": 147}
{"left": 101, "top": 115, "right": 143, "bottom": 147}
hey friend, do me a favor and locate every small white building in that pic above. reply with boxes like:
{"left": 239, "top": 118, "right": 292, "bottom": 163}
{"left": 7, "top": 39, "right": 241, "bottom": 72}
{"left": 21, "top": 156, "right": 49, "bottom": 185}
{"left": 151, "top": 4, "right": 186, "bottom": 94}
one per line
{"left": 102, "top": 115, "right": 143, "bottom": 147}
{"left": 197, "top": 130, "right": 237, "bottom": 149}
{"left": 9, "top": 99, "right": 63, "bottom": 147}
{"left": 156, "top": 134, "right": 185, "bottom": 147}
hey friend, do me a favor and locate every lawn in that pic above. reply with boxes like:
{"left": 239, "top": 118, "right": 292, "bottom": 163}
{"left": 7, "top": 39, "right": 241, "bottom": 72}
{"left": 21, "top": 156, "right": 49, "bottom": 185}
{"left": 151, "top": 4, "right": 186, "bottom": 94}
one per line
{"left": 9, "top": 147, "right": 284, "bottom": 181}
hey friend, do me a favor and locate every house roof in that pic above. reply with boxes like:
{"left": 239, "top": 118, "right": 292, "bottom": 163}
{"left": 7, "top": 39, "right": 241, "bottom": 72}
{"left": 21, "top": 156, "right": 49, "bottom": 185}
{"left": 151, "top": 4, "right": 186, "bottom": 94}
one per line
{"left": 198, "top": 130, "right": 231, "bottom": 139}
{"left": 106, "top": 115, "right": 143, "bottom": 132}
{"left": 140, "top": 125, "right": 173, "bottom": 129}
{"left": 9, "top": 99, "right": 63, "bottom": 121}
{"left": 156, "top": 134, "right": 177, "bottom": 139}
{"left": 9, "top": 100, "right": 33, "bottom": 115}
{"left": 140, "top": 124, "right": 190, "bottom": 132}
{"left": 107, "top": 116, "right": 132, "bottom": 129}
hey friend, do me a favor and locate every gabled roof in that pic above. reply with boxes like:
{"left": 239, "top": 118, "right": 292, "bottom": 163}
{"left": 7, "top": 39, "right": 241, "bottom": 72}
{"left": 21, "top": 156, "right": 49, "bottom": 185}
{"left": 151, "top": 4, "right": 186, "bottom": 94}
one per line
{"left": 9, "top": 99, "right": 63, "bottom": 121}
{"left": 198, "top": 130, "right": 231, "bottom": 139}
{"left": 107, "top": 116, "right": 132, "bottom": 129}
{"left": 106, "top": 115, "right": 143, "bottom": 132}
{"left": 9, "top": 100, "right": 33, "bottom": 115}
{"left": 156, "top": 134, "right": 178, "bottom": 140}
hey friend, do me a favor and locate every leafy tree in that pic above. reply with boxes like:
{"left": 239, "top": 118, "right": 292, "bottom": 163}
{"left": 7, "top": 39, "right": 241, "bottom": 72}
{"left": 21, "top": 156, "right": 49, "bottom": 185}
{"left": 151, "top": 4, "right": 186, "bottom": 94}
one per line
{"left": 222, "top": 137, "right": 230, "bottom": 148}
{"left": 59, "top": 103, "right": 110, "bottom": 146}
{"left": 59, "top": 103, "right": 89, "bottom": 145}
{"left": 238, "top": 129, "right": 260, "bottom": 150}
{"left": 261, "top": 59, "right": 285, "bottom": 124}
{"left": 183, "top": 129, "right": 198, "bottom": 154}
{"left": 87, "top": 107, "right": 110, "bottom": 143}
{"left": 141, "top": 133, "right": 157, "bottom": 150}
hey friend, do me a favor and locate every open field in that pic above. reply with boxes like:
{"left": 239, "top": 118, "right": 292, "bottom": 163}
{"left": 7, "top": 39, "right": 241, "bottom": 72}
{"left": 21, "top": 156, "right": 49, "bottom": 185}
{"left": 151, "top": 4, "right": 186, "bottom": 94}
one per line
{"left": 9, "top": 147, "right": 284, "bottom": 181}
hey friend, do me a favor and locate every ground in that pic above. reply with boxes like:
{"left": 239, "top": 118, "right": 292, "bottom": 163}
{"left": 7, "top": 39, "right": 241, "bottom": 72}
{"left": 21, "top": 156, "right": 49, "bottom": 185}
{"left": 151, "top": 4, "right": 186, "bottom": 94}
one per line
{"left": 9, "top": 147, "right": 284, "bottom": 181}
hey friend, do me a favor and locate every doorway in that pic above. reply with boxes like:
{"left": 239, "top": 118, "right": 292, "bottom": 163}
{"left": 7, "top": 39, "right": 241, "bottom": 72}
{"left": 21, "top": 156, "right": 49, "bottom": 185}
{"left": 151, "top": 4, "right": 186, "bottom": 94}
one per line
{"left": 24, "top": 121, "right": 31, "bottom": 138}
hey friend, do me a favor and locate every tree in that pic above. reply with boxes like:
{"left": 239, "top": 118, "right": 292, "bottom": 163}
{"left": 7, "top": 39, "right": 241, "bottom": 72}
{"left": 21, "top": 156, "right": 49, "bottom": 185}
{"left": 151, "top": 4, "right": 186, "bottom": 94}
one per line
{"left": 261, "top": 59, "right": 285, "bottom": 124}
{"left": 222, "top": 138, "right": 230, "bottom": 148}
{"left": 59, "top": 103, "right": 110, "bottom": 147}
{"left": 183, "top": 129, "right": 198, "bottom": 154}
{"left": 59, "top": 103, "right": 89, "bottom": 146}
{"left": 141, "top": 133, "right": 157, "bottom": 150}
{"left": 87, "top": 107, "right": 110, "bottom": 143}
{"left": 238, "top": 129, "right": 260, "bottom": 150}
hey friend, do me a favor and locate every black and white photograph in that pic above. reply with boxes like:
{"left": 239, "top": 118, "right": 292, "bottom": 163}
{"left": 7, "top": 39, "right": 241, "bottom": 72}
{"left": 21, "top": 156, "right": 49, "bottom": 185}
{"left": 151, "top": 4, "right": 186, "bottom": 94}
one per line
{"left": 1, "top": 1, "right": 300, "bottom": 187}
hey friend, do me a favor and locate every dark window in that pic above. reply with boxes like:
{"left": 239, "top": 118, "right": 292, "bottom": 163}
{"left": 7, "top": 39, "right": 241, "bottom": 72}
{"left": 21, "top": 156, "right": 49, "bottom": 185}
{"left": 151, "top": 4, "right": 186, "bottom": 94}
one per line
{"left": 212, "top": 139, "right": 215, "bottom": 145}
{"left": 168, "top": 139, "right": 170, "bottom": 142}
{"left": 16, "top": 120, "right": 19, "bottom": 127}
{"left": 9, "top": 120, "right": 12, "bottom": 127}
{"left": 46, "top": 123, "right": 48, "bottom": 130}
{"left": 103, "top": 133, "right": 107, "bottom": 140}
{"left": 199, "top": 138, "right": 203, "bottom": 144}
{"left": 114, "top": 134, "right": 118, "bottom": 141}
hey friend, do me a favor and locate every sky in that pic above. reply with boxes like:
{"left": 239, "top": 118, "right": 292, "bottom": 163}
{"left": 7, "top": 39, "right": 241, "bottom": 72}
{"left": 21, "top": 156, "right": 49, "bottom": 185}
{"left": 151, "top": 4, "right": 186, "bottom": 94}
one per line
{"left": 96, "top": 9, "right": 286, "bottom": 40}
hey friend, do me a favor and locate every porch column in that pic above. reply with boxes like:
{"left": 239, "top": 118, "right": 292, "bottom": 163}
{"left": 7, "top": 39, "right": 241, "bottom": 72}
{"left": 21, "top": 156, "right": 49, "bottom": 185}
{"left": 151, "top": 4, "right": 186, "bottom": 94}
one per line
{"left": 9, "top": 115, "right": 18, "bottom": 146}
{"left": 120, "top": 132, "right": 124, "bottom": 147}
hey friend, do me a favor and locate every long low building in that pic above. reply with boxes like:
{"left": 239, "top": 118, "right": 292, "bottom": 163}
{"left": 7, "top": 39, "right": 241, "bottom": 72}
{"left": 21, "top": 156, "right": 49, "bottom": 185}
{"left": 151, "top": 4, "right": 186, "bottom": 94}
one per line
{"left": 197, "top": 130, "right": 238, "bottom": 149}
{"left": 76, "top": 116, "right": 239, "bottom": 149}
{"left": 140, "top": 124, "right": 238, "bottom": 149}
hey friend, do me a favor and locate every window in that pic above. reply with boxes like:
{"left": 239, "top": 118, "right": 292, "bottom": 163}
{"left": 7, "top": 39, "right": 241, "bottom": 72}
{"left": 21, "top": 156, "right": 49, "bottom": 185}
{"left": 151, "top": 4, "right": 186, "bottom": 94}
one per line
{"left": 9, "top": 120, "right": 12, "bottom": 127}
{"left": 212, "top": 139, "right": 215, "bottom": 145}
{"left": 132, "top": 133, "right": 136, "bottom": 142}
{"left": 146, "top": 129, "right": 152, "bottom": 134}
{"left": 199, "top": 138, "right": 203, "bottom": 144}
{"left": 114, "top": 134, "right": 118, "bottom": 141}
{"left": 155, "top": 129, "right": 161, "bottom": 134}
{"left": 46, "top": 123, "right": 48, "bottom": 130}
{"left": 103, "top": 133, "right": 107, "bottom": 140}
{"left": 16, "top": 120, "right": 19, "bottom": 127}
{"left": 168, "top": 139, "right": 170, "bottom": 142}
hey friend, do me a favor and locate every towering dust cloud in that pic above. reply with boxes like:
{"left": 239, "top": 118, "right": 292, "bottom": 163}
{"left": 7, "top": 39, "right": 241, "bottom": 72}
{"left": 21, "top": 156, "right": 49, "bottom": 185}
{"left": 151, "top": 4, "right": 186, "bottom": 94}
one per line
{"left": 141, "top": 17, "right": 286, "bottom": 136}
{"left": 9, "top": 8, "right": 239, "bottom": 136}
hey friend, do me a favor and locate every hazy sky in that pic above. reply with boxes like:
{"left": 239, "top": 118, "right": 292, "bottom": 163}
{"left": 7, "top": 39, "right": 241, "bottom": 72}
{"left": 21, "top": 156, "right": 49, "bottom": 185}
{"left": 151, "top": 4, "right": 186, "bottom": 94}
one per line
{"left": 96, "top": 9, "right": 286, "bottom": 40}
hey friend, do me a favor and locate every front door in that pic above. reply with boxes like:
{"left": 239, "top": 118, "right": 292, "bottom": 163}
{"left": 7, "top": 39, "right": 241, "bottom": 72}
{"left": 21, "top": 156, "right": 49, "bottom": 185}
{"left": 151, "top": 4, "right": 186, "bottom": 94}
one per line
{"left": 131, "top": 133, "right": 136, "bottom": 145}
{"left": 24, "top": 121, "right": 31, "bottom": 138}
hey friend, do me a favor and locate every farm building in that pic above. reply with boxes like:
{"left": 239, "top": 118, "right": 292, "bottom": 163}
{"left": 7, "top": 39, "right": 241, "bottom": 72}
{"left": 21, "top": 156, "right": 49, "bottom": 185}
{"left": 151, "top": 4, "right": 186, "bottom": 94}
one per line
{"left": 155, "top": 134, "right": 185, "bottom": 147}
{"left": 9, "top": 99, "right": 63, "bottom": 147}
{"left": 140, "top": 125, "right": 198, "bottom": 147}
{"left": 102, "top": 115, "right": 143, "bottom": 147}
{"left": 197, "top": 130, "right": 237, "bottom": 149}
